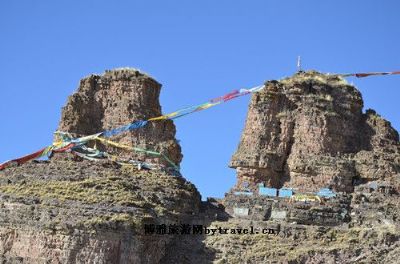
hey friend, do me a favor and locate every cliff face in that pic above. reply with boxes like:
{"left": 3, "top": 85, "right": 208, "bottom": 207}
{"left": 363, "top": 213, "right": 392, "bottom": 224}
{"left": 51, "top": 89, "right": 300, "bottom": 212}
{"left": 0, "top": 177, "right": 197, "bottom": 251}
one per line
{"left": 57, "top": 68, "right": 182, "bottom": 166}
{"left": 230, "top": 71, "right": 400, "bottom": 192}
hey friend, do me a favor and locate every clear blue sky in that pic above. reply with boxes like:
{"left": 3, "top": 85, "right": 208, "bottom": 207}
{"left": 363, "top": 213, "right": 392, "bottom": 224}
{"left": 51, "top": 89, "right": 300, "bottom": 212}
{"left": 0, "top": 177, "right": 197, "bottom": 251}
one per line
{"left": 1, "top": 1, "right": 399, "bottom": 199}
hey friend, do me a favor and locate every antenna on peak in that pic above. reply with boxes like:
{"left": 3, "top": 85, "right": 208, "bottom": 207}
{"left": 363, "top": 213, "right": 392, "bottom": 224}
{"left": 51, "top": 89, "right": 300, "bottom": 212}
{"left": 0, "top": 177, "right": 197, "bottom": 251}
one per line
{"left": 297, "top": 56, "right": 302, "bottom": 72}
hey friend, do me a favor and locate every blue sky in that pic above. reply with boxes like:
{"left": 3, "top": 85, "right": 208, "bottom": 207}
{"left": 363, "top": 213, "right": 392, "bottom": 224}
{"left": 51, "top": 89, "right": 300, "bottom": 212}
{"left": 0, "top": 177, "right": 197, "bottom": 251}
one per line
{"left": 1, "top": 0, "right": 399, "bottom": 199}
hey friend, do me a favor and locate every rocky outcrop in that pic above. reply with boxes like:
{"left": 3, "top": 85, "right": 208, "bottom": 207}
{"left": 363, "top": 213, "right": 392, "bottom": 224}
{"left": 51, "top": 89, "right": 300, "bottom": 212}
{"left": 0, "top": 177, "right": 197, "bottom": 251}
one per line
{"left": 230, "top": 71, "right": 400, "bottom": 193}
{"left": 217, "top": 71, "right": 400, "bottom": 263}
{"left": 0, "top": 69, "right": 201, "bottom": 263}
{"left": 1, "top": 69, "right": 399, "bottom": 263}
{"left": 57, "top": 68, "right": 182, "bottom": 166}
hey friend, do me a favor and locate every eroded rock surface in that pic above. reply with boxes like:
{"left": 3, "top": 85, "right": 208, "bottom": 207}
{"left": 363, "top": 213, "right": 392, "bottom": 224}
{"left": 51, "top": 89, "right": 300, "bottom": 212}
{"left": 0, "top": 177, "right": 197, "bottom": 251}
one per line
{"left": 58, "top": 68, "right": 182, "bottom": 166}
{"left": 230, "top": 71, "right": 400, "bottom": 193}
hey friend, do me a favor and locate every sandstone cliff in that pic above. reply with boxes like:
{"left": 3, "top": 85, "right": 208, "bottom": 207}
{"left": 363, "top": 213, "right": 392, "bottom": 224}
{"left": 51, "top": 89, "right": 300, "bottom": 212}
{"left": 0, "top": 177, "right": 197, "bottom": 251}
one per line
{"left": 230, "top": 71, "right": 400, "bottom": 193}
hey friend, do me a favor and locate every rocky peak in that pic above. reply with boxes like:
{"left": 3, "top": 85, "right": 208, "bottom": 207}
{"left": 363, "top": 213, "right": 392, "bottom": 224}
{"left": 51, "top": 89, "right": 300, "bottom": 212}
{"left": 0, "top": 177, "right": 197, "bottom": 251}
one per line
{"left": 0, "top": 68, "right": 201, "bottom": 263}
{"left": 230, "top": 71, "right": 400, "bottom": 193}
{"left": 57, "top": 68, "right": 182, "bottom": 166}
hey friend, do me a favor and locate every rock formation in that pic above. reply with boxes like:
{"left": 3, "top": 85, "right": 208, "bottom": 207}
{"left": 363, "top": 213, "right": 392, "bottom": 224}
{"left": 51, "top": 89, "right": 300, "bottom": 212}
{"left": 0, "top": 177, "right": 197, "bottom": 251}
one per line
{"left": 209, "top": 71, "right": 400, "bottom": 263}
{"left": 0, "top": 69, "right": 202, "bottom": 263}
{"left": 230, "top": 71, "right": 400, "bottom": 193}
{"left": 0, "top": 69, "right": 399, "bottom": 263}
{"left": 57, "top": 68, "right": 182, "bottom": 166}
